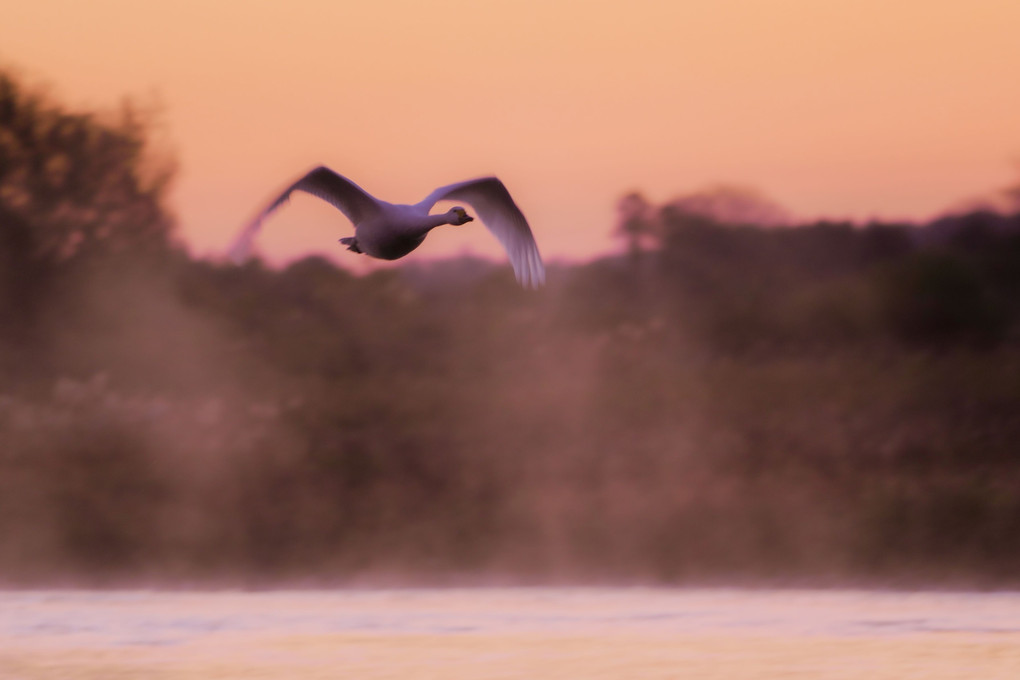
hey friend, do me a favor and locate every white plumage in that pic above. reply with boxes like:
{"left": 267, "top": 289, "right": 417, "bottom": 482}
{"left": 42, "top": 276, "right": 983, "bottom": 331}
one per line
{"left": 230, "top": 166, "right": 545, "bottom": 288}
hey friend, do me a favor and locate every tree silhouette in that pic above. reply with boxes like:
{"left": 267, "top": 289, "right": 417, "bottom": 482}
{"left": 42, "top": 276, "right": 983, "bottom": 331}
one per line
{"left": 664, "top": 184, "right": 791, "bottom": 227}
{"left": 615, "top": 192, "right": 656, "bottom": 254}
{"left": 0, "top": 70, "right": 175, "bottom": 336}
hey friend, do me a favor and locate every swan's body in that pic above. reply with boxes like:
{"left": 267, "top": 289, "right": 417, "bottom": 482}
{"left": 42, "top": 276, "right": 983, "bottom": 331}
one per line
{"left": 230, "top": 166, "right": 545, "bottom": 288}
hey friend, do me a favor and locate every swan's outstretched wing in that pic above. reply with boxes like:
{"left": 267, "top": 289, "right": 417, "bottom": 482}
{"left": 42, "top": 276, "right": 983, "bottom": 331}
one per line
{"left": 229, "top": 166, "right": 382, "bottom": 263}
{"left": 420, "top": 177, "right": 545, "bottom": 288}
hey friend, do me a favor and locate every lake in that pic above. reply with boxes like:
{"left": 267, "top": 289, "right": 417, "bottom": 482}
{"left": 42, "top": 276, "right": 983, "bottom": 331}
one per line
{"left": 1, "top": 588, "right": 1018, "bottom": 679}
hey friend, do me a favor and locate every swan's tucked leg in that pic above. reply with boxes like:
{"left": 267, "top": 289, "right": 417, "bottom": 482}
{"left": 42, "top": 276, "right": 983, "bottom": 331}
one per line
{"left": 339, "top": 237, "right": 362, "bottom": 254}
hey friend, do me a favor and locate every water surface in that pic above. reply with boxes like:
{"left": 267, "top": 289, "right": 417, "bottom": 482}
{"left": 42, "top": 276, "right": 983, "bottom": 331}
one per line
{"left": 2, "top": 588, "right": 1018, "bottom": 678}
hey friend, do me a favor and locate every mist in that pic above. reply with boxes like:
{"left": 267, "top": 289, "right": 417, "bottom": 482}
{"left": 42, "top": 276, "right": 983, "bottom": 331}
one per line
{"left": 3, "top": 69, "right": 1020, "bottom": 589}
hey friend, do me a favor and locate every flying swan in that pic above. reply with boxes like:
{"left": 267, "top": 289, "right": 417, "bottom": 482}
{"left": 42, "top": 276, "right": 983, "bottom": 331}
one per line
{"left": 229, "top": 166, "right": 545, "bottom": 288}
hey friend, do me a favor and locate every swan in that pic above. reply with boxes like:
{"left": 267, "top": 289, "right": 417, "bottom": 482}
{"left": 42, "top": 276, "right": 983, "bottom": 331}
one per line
{"left": 229, "top": 166, "right": 545, "bottom": 288}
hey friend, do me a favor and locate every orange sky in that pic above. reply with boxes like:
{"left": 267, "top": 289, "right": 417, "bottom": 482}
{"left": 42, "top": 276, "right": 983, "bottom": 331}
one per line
{"left": 2, "top": 0, "right": 1019, "bottom": 266}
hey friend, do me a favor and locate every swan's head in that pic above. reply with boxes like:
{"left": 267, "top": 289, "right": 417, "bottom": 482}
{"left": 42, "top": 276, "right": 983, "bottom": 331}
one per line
{"left": 449, "top": 206, "right": 474, "bottom": 225}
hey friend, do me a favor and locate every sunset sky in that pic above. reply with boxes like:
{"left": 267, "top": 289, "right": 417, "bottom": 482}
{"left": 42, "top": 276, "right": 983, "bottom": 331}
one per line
{"left": 2, "top": 0, "right": 1019, "bottom": 266}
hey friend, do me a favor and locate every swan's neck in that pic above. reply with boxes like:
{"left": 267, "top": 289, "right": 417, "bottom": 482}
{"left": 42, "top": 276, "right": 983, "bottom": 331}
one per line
{"left": 422, "top": 212, "right": 456, "bottom": 230}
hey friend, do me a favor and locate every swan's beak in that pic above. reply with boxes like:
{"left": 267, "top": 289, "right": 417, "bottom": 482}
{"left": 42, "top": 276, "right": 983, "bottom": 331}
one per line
{"left": 464, "top": 215, "right": 475, "bottom": 222}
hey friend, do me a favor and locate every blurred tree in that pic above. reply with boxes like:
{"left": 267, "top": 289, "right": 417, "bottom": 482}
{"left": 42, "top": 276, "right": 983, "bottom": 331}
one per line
{"left": 614, "top": 191, "right": 657, "bottom": 259}
{"left": 0, "top": 70, "right": 176, "bottom": 334}
{"left": 664, "top": 184, "right": 791, "bottom": 227}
